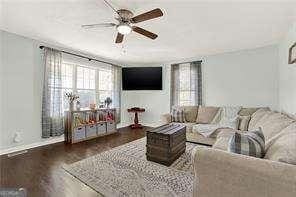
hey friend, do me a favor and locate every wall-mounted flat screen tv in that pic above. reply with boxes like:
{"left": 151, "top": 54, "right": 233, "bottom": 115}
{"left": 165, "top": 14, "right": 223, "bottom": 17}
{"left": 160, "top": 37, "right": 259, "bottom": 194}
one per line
{"left": 122, "top": 67, "right": 162, "bottom": 90}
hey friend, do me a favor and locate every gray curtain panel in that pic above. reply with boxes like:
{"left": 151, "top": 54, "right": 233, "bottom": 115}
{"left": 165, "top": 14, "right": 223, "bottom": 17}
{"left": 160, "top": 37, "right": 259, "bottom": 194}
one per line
{"left": 112, "top": 65, "right": 122, "bottom": 123}
{"left": 170, "top": 64, "right": 180, "bottom": 107}
{"left": 190, "top": 61, "right": 202, "bottom": 105}
{"left": 42, "top": 47, "right": 64, "bottom": 138}
{"left": 170, "top": 61, "right": 202, "bottom": 108}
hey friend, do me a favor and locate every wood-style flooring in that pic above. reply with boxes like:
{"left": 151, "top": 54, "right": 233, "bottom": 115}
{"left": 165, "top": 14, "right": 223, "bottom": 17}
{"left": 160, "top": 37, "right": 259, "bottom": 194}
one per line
{"left": 0, "top": 127, "right": 150, "bottom": 197}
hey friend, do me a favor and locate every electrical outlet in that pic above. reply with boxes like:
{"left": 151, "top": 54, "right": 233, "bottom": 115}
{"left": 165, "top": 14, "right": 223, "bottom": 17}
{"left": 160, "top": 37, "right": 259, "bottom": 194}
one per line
{"left": 13, "top": 131, "right": 22, "bottom": 143}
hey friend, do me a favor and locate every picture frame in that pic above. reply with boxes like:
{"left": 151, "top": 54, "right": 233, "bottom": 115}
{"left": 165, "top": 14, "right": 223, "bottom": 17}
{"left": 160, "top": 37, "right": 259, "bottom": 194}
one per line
{"left": 288, "top": 42, "right": 296, "bottom": 64}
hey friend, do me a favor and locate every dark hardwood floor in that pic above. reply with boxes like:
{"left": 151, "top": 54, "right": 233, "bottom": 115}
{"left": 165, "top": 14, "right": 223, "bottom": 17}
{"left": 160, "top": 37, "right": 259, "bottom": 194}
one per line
{"left": 0, "top": 127, "right": 150, "bottom": 197}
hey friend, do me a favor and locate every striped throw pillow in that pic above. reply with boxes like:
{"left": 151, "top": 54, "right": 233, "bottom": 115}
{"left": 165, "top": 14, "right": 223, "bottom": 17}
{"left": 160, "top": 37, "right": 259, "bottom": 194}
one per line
{"left": 171, "top": 109, "right": 186, "bottom": 123}
{"left": 228, "top": 128, "right": 265, "bottom": 158}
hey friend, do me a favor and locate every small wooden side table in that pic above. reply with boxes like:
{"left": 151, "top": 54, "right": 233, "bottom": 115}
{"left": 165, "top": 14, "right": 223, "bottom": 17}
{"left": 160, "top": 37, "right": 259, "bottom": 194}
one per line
{"left": 127, "top": 107, "right": 145, "bottom": 129}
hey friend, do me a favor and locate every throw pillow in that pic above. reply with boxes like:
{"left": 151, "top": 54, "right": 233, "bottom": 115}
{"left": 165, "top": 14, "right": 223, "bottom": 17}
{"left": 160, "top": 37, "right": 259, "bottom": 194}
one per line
{"left": 228, "top": 128, "right": 265, "bottom": 158}
{"left": 196, "top": 106, "right": 220, "bottom": 124}
{"left": 171, "top": 109, "right": 186, "bottom": 123}
{"left": 212, "top": 128, "right": 238, "bottom": 150}
{"left": 172, "top": 106, "right": 198, "bottom": 122}
{"left": 238, "top": 107, "right": 259, "bottom": 116}
{"left": 264, "top": 133, "right": 296, "bottom": 165}
{"left": 238, "top": 115, "right": 251, "bottom": 131}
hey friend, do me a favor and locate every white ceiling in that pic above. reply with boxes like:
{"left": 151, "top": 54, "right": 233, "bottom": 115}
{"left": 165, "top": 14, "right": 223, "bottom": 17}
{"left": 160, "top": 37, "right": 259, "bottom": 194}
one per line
{"left": 1, "top": 0, "right": 296, "bottom": 65}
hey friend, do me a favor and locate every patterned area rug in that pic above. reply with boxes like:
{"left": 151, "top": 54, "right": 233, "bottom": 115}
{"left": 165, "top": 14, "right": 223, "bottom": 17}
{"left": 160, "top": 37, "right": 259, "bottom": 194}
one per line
{"left": 63, "top": 138, "right": 202, "bottom": 197}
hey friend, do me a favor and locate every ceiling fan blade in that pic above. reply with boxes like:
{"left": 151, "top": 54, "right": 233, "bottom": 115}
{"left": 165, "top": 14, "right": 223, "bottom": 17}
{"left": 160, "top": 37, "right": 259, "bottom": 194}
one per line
{"left": 132, "top": 26, "right": 158, "bottom": 40}
{"left": 115, "top": 33, "right": 124, "bottom": 43}
{"left": 131, "top": 8, "right": 163, "bottom": 23}
{"left": 81, "top": 23, "right": 116, "bottom": 29}
{"left": 103, "top": 0, "right": 120, "bottom": 16}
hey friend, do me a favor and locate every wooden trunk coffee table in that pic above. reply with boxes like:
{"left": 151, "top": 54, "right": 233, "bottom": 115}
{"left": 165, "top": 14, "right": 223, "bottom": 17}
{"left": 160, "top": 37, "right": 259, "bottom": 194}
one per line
{"left": 146, "top": 124, "right": 186, "bottom": 166}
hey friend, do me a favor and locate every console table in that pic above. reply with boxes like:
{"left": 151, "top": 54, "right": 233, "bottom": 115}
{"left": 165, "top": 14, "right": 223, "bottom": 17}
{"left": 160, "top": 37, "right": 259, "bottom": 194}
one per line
{"left": 127, "top": 107, "right": 145, "bottom": 129}
{"left": 64, "top": 108, "right": 117, "bottom": 144}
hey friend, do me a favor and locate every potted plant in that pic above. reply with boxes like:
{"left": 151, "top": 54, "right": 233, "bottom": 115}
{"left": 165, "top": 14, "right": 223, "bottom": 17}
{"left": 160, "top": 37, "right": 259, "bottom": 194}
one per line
{"left": 104, "top": 97, "right": 112, "bottom": 108}
{"left": 65, "top": 92, "right": 79, "bottom": 111}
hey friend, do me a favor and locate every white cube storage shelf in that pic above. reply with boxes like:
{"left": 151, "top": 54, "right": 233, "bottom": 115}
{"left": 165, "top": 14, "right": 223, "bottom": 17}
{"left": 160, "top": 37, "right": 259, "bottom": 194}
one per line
{"left": 85, "top": 124, "right": 97, "bottom": 138}
{"left": 65, "top": 108, "right": 117, "bottom": 144}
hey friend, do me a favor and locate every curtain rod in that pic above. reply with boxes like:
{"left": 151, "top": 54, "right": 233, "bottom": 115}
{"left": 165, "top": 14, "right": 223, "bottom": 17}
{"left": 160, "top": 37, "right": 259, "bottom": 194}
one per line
{"left": 39, "top": 45, "right": 119, "bottom": 67}
{"left": 172, "top": 60, "right": 202, "bottom": 65}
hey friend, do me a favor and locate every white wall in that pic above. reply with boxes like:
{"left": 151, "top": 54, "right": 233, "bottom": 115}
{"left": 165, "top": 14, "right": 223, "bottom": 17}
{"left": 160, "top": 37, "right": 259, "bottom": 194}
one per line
{"left": 121, "top": 45, "right": 279, "bottom": 127}
{"left": 203, "top": 45, "right": 279, "bottom": 109}
{"left": 278, "top": 22, "right": 296, "bottom": 115}
{"left": 120, "top": 65, "right": 171, "bottom": 127}
{"left": 1, "top": 30, "right": 44, "bottom": 150}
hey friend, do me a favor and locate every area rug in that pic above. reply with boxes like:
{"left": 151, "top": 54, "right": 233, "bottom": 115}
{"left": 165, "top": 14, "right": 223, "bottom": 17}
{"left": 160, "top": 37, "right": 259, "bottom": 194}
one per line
{"left": 63, "top": 138, "right": 203, "bottom": 197}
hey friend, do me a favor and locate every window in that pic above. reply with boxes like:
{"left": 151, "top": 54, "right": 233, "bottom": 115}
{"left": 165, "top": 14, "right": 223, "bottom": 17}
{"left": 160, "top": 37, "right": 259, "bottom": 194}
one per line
{"left": 179, "top": 64, "right": 195, "bottom": 106}
{"left": 171, "top": 61, "right": 202, "bottom": 107}
{"left": 60, "top": 63, "right": 114, "bottom": 111}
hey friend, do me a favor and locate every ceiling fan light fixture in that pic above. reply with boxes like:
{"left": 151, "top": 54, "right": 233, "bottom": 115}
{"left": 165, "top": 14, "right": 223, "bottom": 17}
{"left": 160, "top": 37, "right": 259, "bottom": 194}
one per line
{"left": 117, "top": 24, "right": 132, "bottom": 35}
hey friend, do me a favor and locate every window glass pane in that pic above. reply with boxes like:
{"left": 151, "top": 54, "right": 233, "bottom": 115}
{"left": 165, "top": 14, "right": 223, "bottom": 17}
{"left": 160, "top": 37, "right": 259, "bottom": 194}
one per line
{"left": 190, "top": 91, "right": 196, "bottom": 104}
{"left": 77, "top": 66, "right": 95, "bottom": 90}
{"left": 77, "top": 90, "right": 96, "bottom": 108}
{"left": 180, "top": 91, "right": 190, "bottom": 101}
{"left": 99, "top": 70, "right": 112, "bottom": 90}
{"left": 179, "top": 100, "right": 191, "bottom": 106}
{"left": 77, "top": 66, "right": 84, "bottom": 89}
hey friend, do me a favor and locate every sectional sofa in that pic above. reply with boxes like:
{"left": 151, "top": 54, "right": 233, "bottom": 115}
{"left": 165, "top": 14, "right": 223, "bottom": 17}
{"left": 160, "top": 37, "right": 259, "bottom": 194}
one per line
{"left": 161, "top": 106, "right": 260, "bottom": 145}
{"left": 162, "top": 106, "right": 296, "bottom": 197}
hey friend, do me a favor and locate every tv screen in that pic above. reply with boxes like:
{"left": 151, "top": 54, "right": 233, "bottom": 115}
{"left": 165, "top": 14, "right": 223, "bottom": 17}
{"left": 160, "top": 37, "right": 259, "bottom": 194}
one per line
{"left": 122, "top": 67, "right": 162, "bottom": 90}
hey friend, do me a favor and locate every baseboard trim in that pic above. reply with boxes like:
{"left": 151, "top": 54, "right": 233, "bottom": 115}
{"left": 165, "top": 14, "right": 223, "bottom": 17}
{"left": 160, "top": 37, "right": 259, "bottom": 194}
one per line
{"left": 0, "top": 123, "right": 157, "bottom": 156}
{"left": 0, "top": 136, "right": 65, "bottom": 156}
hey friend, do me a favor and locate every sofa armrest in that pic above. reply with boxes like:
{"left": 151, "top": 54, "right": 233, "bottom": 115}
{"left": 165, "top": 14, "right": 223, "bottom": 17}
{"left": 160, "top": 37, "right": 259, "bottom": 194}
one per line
{"left": 161, "top": 113, "right": 172, "bottom": 124}
{"left": 193, "top": 147, "right": 296, "bottom": 197}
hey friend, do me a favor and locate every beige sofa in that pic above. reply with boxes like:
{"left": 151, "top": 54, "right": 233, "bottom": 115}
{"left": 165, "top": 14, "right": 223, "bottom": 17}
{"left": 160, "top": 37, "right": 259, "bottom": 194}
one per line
{"left": 162, "top": 107, "right": 296, "bottom": 197}
{"left": 161, "top": 106, "right": 259, "bottom": 145}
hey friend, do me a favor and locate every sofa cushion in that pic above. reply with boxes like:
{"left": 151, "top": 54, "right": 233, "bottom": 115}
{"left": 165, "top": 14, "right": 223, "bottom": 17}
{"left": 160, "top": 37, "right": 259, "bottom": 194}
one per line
{"left": 228, "top": 128, "right": 265, "bottom": 158}
{"left": 186, "top": 132, "right": 216, "bottom": 145}
{"left": 172, "top": 106, "right": 198, "bottom": 122}
{"left": 196, "top": 106, "right": 220, "bottom": 124}
{"left": 238, "top": 107, "right": 259, "bottom": 116}
{"left": 264, "top": 133, "right": 296, "bottom": 165}
{"left": 261, "top": 113, "right": 294, "bottom": 144}
{"left": 175, "top": 122, "right": 196, "bottom": 132}
{"left": 193, "top": 124, "right": 223, "bottom": 138}
{"left": 238, "top": 115, "right": 251, "bottom": 131}
{"left": 265, "top": 122, "right": 296, "bottom": 147}
{"left": 248, "top": 108, "right": 271, "bottom": 130}
{"left": 212, "top": 128, "right": 238, "bottom": 150}
{"left": 250, "top": 112, "right": 294, "bottom": 145}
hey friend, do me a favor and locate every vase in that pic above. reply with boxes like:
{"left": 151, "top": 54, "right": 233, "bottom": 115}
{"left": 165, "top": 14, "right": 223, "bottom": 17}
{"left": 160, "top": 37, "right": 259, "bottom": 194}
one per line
{"left": 69, "top": 102, "right": 74, "bottom": 111}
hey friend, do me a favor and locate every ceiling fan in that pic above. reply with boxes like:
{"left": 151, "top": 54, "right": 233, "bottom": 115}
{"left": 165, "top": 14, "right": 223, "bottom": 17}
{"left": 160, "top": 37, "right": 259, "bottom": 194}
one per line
{"left": 82, "top": 0, "right": 163, "bottom": 43}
